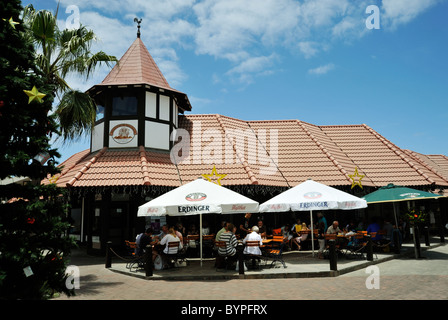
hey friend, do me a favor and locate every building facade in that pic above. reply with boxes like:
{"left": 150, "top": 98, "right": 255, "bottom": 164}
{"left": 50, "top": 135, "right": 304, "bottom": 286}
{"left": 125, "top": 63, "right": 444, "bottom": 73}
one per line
{"left": 44, "top": 34, "right": 448, "bottom": 254}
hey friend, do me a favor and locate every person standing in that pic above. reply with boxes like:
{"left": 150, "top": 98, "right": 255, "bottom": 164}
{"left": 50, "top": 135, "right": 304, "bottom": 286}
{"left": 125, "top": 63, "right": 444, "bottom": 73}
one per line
{"left": 238, "top": 213, "right": 252, "bottom": 238}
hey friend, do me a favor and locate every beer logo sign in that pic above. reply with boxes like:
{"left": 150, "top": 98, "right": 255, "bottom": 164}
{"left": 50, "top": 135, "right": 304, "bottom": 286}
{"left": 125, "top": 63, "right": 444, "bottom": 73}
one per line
{"left": 110, "top": 124, "right": 137, "bottom": 144}
{"left": 304, "top": 192, "right": 322, "bottom": 199}
{"left": 185, "top": 193, "right": 207, "bottom": 202}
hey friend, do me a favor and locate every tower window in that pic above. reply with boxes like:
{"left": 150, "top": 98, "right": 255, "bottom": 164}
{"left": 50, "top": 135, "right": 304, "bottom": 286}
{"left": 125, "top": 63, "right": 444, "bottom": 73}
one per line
{"left": 95, "top": 105, "right": 105, "bottom": 121}
{"left": 112, "top": 96, "right": 138, "bottom": 116}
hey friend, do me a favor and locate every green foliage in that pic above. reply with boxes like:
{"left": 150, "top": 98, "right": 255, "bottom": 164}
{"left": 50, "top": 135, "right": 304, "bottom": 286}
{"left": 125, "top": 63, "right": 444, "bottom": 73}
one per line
{"left": 0, "top": 0, "right": 75, "bottom": 299}
{"left": 22, "top": 4, "right": 117, "bottom": 142}
{"left": 402, "top": 209, "right": 427, "bottom": 226}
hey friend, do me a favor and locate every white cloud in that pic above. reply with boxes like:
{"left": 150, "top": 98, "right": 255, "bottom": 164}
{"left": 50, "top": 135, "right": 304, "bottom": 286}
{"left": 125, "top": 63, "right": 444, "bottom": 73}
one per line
{"left": 308, "top": 63, "right": 335, "bottom": 75}
{"left": 226, "top": 54, "right": 278, "bottom": 85}
{"left": 382, "top": 0, "right": 441, "bottom": 29}
{"left": 51, "top": 0, "right": 444, "bottom": 88}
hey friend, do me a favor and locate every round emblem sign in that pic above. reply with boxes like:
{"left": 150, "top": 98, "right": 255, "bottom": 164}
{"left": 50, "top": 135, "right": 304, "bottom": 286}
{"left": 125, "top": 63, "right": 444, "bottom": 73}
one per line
{"left": 109, "top": 124, "right": 137, "bottom": 144}
{"left": 304, "top": 192, "right": 322, "bottom": 199}
{"left": 185, "top": 193, "right": 207, "bottom": 202}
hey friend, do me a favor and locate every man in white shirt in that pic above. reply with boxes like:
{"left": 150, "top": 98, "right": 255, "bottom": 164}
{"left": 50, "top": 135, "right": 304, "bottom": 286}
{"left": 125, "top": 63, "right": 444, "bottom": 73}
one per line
{"left": 243, "top": 226, "right": 263, "bottom": 255}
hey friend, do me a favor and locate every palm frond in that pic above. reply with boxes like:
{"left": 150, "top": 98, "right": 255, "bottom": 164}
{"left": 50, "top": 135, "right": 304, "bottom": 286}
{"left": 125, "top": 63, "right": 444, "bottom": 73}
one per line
{"left": 56, "top": 90, "right": 96, "bottom": 142}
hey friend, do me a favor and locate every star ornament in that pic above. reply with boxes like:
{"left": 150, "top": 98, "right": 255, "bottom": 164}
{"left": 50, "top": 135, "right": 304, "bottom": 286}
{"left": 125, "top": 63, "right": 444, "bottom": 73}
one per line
{"left": 24, "top": 86, "right": 46, "bottom": 104}
{"left": 349, "top": 167, "right": 364, "bottom": 189}
{"left": 202, "top": 165, "right": 227, "bottom": 186}
{"left": 3, "top": 17, "right": 20, "bottom": 29}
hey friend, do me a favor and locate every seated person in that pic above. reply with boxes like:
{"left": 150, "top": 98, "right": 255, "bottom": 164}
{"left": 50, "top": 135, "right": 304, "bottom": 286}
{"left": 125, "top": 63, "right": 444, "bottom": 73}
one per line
{"left": 257, "top": 220, "right": 267, "bottom": 238}
{"left": 216, "top": 220, "right": 227, "bottom": 241}
{"left": 160, "top": 227, "right": 183, "bottom": 255}
{"left": 243, "top": 226, "right": 263, "bottom": 255}
{"left": 187, "top": 224, "right": 199, "bottom": 236}
{"left": 367, "top": 218, "right": 382, "bottom": 241}
{"left": 326, "top": 221, "right": 342, "bottom": 234}
{"left": 136, "top": 228, "right": 154, "bottom": 256}
{"left": 217, "top": 223, "right": 238, "bottom": 268}
{"left": 292, "top": 222, "right": 309, "bottom": 250}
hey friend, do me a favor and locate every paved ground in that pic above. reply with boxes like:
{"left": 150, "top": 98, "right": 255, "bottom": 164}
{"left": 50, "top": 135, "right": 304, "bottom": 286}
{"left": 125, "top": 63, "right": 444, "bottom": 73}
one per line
{"left": 54, "top": 239, "right": 448, "bottom": 301}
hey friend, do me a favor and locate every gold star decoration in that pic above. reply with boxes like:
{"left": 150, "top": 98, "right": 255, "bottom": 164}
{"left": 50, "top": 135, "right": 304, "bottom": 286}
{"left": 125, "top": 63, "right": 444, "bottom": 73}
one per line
{"left": 48, "top": 174, "right": 60, "bottom": 184}
{"left": 202, "top": 165, "right": 227, "bottom": 186}
{"left": 349, "top": 167, "right": 364, "bottom": 189}
{"left": 3, "top": 17, "right": 20, "bottom": 29}
{"left": 24, "top": 86, "right": 46, "bottom": 104}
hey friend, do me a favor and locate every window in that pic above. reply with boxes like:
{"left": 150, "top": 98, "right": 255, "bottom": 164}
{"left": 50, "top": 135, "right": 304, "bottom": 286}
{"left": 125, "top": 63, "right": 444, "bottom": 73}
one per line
{"left": 112, "top": 96, "right": 138, "bottom": 116}
{"left": 95, "top": 105, "right": 105, "bottom": 121}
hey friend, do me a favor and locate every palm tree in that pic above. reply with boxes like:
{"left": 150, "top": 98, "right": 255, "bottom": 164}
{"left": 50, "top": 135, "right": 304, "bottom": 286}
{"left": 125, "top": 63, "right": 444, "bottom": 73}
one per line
{"left": 22, "top": 4, "right": 117, "bottom": 142}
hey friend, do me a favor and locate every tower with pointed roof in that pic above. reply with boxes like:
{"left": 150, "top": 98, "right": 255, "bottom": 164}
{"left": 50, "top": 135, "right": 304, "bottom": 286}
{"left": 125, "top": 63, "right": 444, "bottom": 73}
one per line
{"left": 86, "top": 24, "right": 191, "bottom": 153}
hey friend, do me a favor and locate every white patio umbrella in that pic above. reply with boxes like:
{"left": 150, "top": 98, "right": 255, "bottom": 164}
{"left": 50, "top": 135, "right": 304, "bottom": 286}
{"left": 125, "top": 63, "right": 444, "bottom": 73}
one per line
{"left": 137, "top": 178, "right": 259, "bottom": 265}
{"left": 259, "top": 179, "right": 367, "bottom": 255}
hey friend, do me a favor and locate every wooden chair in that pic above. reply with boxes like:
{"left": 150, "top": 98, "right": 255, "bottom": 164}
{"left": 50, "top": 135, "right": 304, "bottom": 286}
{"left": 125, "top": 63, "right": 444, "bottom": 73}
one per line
{"left": 125, "top": 241, "right": 145, "bottom": 271}
{"left": 264, "top": 236, "right": 286, "bottom": 268}
{"left": 215, "top": 241, "right": 233, "bottom": 270}
{"left": 344, "top": 233, "right": 367, "bottom": 260}
{"left": 244, "top": 240, "right": 263, "bottom": 270}
{"left": 163, "top": 241, "right": 186, "bottom": 268}
{"left": 202, "top": 235, "right": 215, "bottom": 258}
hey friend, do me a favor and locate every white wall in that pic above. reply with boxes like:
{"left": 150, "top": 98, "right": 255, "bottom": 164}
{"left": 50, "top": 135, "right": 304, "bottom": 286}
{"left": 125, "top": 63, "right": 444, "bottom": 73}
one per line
{"left": 145, "top": 121, "right": 169, "bottom": 150}
{"left": 91, "top": 122, "right": 104, "bottom": 152}
{"left": 145, "top": 92, "right": 157, "bottom": 118}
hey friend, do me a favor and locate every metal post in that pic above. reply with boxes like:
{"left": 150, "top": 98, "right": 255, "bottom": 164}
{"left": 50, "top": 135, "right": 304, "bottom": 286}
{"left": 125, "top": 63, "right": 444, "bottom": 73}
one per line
{"left": 144, "top": 245, "right": 153, "bottom": 277}
{"left": 424, "top": 226, "right": 430, "bottom": 246}
{"left": 414, "top": 226, "right": 421, "bottom": 259}
{"left": 105, "top": 241, "right": 112, "bottom": 268}
{"left": 393, "top": 229, "right": 400, "bottom": 254}
{"left": 440, "top": 224, "right": 445, "bottom": 243}
{"left": 366, "top": 235, "right": 373, "bottom": 261}
{"left": 329, "top": 240, "right": 337, "bottom": 271}
{"left": 237, "top": 244, "right": 244, "bottom": 275}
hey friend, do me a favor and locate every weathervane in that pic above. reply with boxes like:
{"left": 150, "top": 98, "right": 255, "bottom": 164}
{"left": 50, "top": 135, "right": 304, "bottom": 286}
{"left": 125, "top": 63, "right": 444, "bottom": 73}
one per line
{"left": 134, "top": 18, "right": 142, "bottom": 38}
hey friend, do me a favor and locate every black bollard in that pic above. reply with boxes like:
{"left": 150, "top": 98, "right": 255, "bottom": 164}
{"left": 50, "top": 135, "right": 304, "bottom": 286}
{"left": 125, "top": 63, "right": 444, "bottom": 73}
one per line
{"left": 144, "top": 245, "right": 153, "bottom": 277}
{"left": 440, "top": 224, "right": 445, "bottom": 243}
{"left": 329, "top": 240, "right": 337, "bottom": 271}
{"left": 237, "top": 244, "right": 244, "bottom": 275}
{"left": 424, "top": 226, "right": 430, "bottom": 246}
{"left": 366, "top": 235, "right": 373, "bottom": 261}
{"left": 414, "top": 226, "right": 421, "bottom": 259}
{"left": 393, "top": 229, "right": 400, "bottom": 254}
{"left": 105, "top": 241, "right": 112, "bottom": 268}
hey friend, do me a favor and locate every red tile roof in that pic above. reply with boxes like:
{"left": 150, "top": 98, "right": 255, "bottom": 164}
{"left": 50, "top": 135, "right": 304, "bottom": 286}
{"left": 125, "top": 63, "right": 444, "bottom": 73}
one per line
{"left": 43, "top": 114, "right": 448, "bottom": 190}
{"left": 87, "top": 38, "right": 192, "bottom": 112}
{"left": 98, "top": 38, "right": 172, "bottom": 90}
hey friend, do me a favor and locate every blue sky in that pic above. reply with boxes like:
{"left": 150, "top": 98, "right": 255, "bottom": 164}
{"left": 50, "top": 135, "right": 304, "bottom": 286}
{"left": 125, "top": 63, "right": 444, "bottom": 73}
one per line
{"left": 30, "top": 0, "right": 448, "bottom": 163}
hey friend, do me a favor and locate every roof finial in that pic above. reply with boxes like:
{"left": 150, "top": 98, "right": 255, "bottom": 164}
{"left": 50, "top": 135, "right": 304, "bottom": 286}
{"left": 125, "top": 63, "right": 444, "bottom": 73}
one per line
{"left": 134, "top": 17, "right": 142, "bottom": 38}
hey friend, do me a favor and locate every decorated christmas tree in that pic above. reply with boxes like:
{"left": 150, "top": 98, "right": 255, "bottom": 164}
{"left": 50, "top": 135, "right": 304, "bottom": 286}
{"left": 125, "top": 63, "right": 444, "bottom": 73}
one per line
{"left": 0, "top": 0, "right": 75, "bottom": 299}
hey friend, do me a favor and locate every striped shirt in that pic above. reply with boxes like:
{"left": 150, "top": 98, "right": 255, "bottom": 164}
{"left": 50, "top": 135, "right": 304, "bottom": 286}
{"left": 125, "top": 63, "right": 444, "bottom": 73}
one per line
{"left": 218, "top": 231, "right": 237, "bottom": 256}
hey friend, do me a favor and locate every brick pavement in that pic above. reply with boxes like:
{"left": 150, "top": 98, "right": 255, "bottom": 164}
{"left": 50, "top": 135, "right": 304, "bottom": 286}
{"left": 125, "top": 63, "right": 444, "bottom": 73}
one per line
{"left": 53, "top": 242, "right": 448, "bottom": 301}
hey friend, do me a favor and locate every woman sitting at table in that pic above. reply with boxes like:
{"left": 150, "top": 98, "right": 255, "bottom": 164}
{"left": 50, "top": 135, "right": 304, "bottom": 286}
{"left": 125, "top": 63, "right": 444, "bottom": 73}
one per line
{"left": 292, "top": 222, "right": 309, "bottom": 250}
{"left": 160, "top": 227, "right": 183, "bottom": 255}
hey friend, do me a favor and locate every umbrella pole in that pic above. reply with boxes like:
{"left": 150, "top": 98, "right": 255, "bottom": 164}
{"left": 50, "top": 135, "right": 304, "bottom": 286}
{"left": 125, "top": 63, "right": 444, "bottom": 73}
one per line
{"left": 200, "top": 213, "right": 203, "bottom": 267}
{"left": 393, "top": 202, "right": 399, "bottom": 228}
{"left": 310, "top": 210, "right": 315, "bottom": 257}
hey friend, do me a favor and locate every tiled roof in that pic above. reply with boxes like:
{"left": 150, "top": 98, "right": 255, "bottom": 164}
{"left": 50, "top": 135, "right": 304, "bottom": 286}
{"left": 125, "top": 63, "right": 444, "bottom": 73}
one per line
{"left": 402, "top": 150, "right": 448, "bottom": 182}
{"left": 43, "top": 114, "right": 448, "bottom": 190}
{"left": 98, "top": 38, "right": 172, "bottom": 90}
{"left": 87, "top": 37, "right": 191, "bottom": 111}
